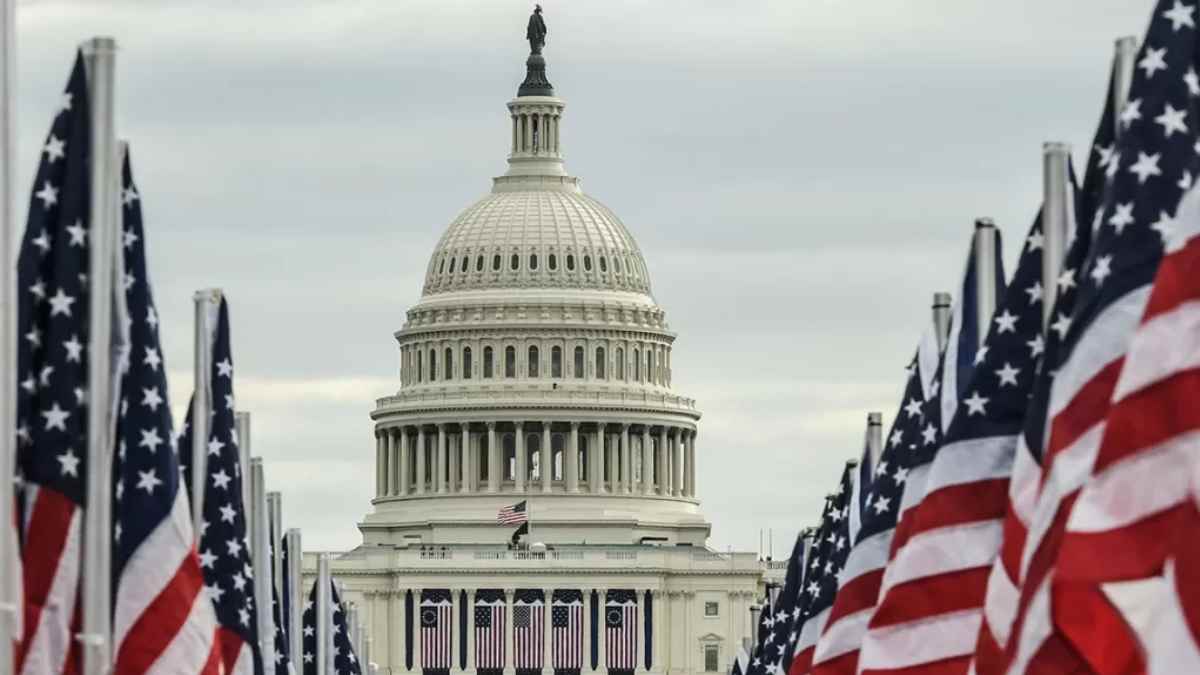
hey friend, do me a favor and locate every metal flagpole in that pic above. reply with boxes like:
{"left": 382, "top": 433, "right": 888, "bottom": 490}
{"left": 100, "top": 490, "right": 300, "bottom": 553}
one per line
{"left": 191, "top": 288, "right": 221, "bottom": 538}
{"left": 0, "top": 0, "right": 18, "bottom": 661}
{"left": 1113, "top": 36, "right": 1138, "bottom": 141}
{"left": 317, "top": 553, "right": 333, "bottom": 675}
{"left": 286, "top": 528, "right": 304, "bottom": 668}
{"left": 931, "top": 292, "right": 952, "bottom": 351}
{"left": 267, "top": 491, "right": 283, "bottom": 594}
{"left": 866, "top": 412, "right": 882, "bottom": 468}
{"left": 250, "top": 457, "right": 275, "bottom": 666}
{"left": 1041, "top": 143, "right": 1072, "bottom": 329}
{"left": 973, "top": 218, "right": 999, "bottom": 339}
{"left": 81, "top": 35, "right": 120, "bottom": 675}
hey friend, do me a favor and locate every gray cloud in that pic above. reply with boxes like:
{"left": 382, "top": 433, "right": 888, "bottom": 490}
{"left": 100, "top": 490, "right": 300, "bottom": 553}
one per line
{"left": 14, "top": 0, "right": 1152, "bottom": 554}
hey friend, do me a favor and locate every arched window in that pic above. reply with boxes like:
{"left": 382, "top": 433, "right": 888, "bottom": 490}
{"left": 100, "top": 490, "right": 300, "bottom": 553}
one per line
{"left": 448, "top": 257, "right": 456, "bottom": 273}
{"left": 510, "top": 254, "right": 519, "bottom": 271}
{"left": 551, "top": 346, "right": 563, "bottom": 378}
{"left": 483, "top": 346, "right": 494, "bottom": 378}
{"left": 476, "top": 255, "right": 484, "bottom": 272}
{"left": 463, "top": 347, "right": 473, "bottom": 379}
{"left": 439, "top": 258, "right": 446, "bottom": 273}
{"left": 460, "top": 256, "right": 468, "bottom": 272}
{"left": 574, "top": 346, "right": 585, "bottom": 379}
{"left": 530, "top": 254, "right": 539, "bottom": 271}
{"left": 417, "top": 350, "right": 424, "bottom": 382}
{"left": 600, "top": 257, "right": 608, "bottom": 272}
{"left": 549, "top": 254, "right": 558, "bottom": 270}
{"left": 566, "top": 254, "right": 575, "bottom": 271}
{"left": 492, "top": 254, "right": 501, "bottom": 271}
{"left": 528, "top": 346, "right": 540, "bottom": 378}
{"left": 616, "top": 347, "right": 625, "bottom": 380}
{"left": 583, "top": 255, "right": 593, "bottom": 271}
{"left": 504, "top": 346, "right": 516, "bottom": 378}
{"left": 444, "top": 347, "right": 453, "bottom": 380}
{"left": 595, "top": 347, "right": 606, "bottom": 379}
{"left": 633, "top": 348, "right": 641, "bottom": 381}
{"left": 429, "top": 348, "right": 437, "bottom": 382}
{"left": 647, "top": 350, "right": 654, "bottom": 384}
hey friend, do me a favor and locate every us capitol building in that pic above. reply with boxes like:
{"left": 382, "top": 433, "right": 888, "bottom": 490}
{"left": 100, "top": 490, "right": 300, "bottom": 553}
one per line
{"left": 307, "top": 13, "right": 765, "bottom": 675}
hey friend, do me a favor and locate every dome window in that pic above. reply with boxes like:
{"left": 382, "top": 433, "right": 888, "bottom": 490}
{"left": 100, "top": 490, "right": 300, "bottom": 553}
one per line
{"left": 483, "top": 347, "right": 494, "bottom": 378}
{"left": 476, "top": 256, "right": 484, "bottom": 272}
{"left": 616, "top": 347, "right": 625, "bottom": 380}
{"left": 566, "top": 254, "right": 575, "bottom": 271}
{"left": 439, "top": 258, "right": 446, "bottom": 274}
{"left": 429, "top": 348, "right": 438, "bottom": 382}
{"left": 599, "top": 257, "right": 608, "bottom": 273}
{"left": 528, "top": 345, "right": 540, "bottom": 378}
{"left": 614, "top": 258, "right": 622, "bottom": 273}
{"left": 463, "top": 347, "right": 473, "bottom": 379}
{"left": 595, "top": 347, "right": 606, "bottom": 379}
{"left": 492, "top": 255, "right": 501, "bottom": 271}
{"left": 448, "top": 258, "right": 456, "bottom": 273}
{"left": 530, "top": 254, "right": 539, "bottom": 271}
{"left": 444, "top": 347, "right": 453, "bottom": 380}
{"left": 574, "top": 346, "right": 585, "bottom": 379}
{"left": 504, "top": 346, "right": 516, "bottom": 378}
{"left": 633, "top": 348, "right": 641, "bottom": 381}
{"left": 549, "top": 254, "right": 558, "bottom": 271}
{"left": 510, "top": 254, "right": 520, "bottom": 271}
{"left": 551, "top": 346, "right": 563, "bottom": 378}
{"left": 461, "top": 256, "right": 469, "bottom": 272}
{"left": 583, "top": 255, "right": 593, "bottom": 272}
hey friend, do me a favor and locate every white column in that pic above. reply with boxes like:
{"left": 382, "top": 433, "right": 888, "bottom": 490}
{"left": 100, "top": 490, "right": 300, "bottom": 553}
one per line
{"left": 620, "top": 425, "right": 632, "bottom": 494}
{"left": 413, "top": 587, "right": 423, "bottom": 672}
{"left": 416, "top": 427, "right": 427, "bottom": 495}
{"left": 449, "top": 589, "right": 459, "bottom": 672}
{"left": 591, "top": 426, "right": 604, "bottom": 493}
{"left": 488, "top": 422, "right": 499, "bottom": 493}
{"left": 672, "top": 429, "right": 683, "bottom": 498}
{"left": 567, "top": 422, "right": 580, "bottom": 493}
{"left": 582, "top": 590, "right": 593, "bottom": 674}
{"left": 652, "top": 590, "right": 667, "bottom": 674}
{"left": 641, "top": 428, "right": 653, "bottom": 495}
{"left": 398, "top": 428, "right": 410, "bottom": 497}
{"left": 466, "top": 589, "right": 477, "bottom": 674}
{"left": 607, "top": 432, "right": 618, "bottom": 492}
{"left": 658, "top": 427, "right": 669, "bottom": 496}
{"left": 388, "top": 429, "right": 400, "bottom": 496}
{"left": 389, "top": 590, "right": 403, "bottom": 673}
{"left": 542, "top": 589, "right": 553, "bottom": 671}
{"left": 686, "top": 431, "right": 695, "bottom": 498}
{"left": 449, "top": 430, "right": 460, "bottom": 493}
{"left": 437, "top": 424, "right": 448, "bottom": 493}
{"left": 375, "top": 431, "right": 385, "bottom": 497}
{"left": 504, "top": 588, "right": 516, "bottom": 675}
{"left": 515, "top": 423, "right": 526, "bottom": 492}
{"left": 541, "top": 422, "right": 552, "bottom": 492}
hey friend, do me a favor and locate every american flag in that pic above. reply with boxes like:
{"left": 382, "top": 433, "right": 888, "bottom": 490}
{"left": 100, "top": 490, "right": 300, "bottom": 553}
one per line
{"left": 745, "top": 588, "right": 776, "bottom": 675}
{"left": 1028, "top": 2, "right": 1200, "bottom": 671}
{"left": 763, "top": 526, "right": 818, "bottom": 675}
{"left": 790, "top": 460, "right": 856, "bottom": 675}
{"left": 973, "top": 105, "right": 1106, "bottom": 675}
{"left": 14, "top": 52, "right": 91, "bottom": 675}
{"left": 110, "top": 149, "right": 221, "bottom": 674}
{"left": 179, "top": 299, "right": 264, "bottom": 675}
{"left": 856, "top": 210, "right": 1043, "bottom": 674}
{"left": 551, "top": 589, "right": 583, "bottom": 674}
{"left": 270, "top": 588, "right": 291, "bottom": 675}
{"left": 795, "top": 331, "right": 938, "bottom": 675}
{"left": 1002, "top": 1, "right": 1199, "bottom": 671}
{"left": 513, "top": 589, "right": 544, "bottom": 672}
{"left": 331, "top": 583, "right": 362, "bottom": 675}
{"left": 420, "top": 589, "right": 453, "bottom": 672}
{"left": 603, "top": 590, "right": 637, "bottom": 673}
{"left": 497, "top": 499, "right": 528, "bottom": 525}
{"left": 474, "top": 589, "right": 506, "bottom": 673}
{"left": 300, "top": 579, "right": 316, "bottom": 675}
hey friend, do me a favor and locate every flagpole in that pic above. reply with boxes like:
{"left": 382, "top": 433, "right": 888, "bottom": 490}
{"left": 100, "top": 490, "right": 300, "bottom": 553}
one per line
{"left": 317, "top": 553, "right": 333, "bottom": 675}
{"left": 236, "top": 411, "right": 252, "bottom": 537}
{"left": 250, "top": 457, "right": 275, "bottom": 667}
{"left": 191, "top": 288, "right": 220, "bottom": 538}
{"left": 0, "top": 0, "right": 18, "bottom": 661}
{"left": 866, "top": 412, "right": 882, "bottom": 468}
{"left": 973, "top": 218, "right": 999, "bottom": 339}
{"left": 1041, "top": 143, "right": 1072, "bottom": 329}
{"left": 80, "top": 35, "right": 120, "bottom": 675}
{"left": 267, "top": 491, "right": 283, "bottom": 594}
{"left": 931, "top": 292, "right": 952, "bottom": 351}
{"left": 1112, "top": 36, "right": 1138, "bottom": 140}
{"left": 286, "top": 528, "right": 304, "bottom": 668}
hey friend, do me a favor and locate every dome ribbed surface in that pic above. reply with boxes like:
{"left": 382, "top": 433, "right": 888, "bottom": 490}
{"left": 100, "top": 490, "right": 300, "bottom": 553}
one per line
{"left": 422, "top": 189, "right": 653, "bottom": 296}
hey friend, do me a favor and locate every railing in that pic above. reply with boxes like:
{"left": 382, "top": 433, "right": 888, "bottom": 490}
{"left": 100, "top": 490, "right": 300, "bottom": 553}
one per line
{"left": 377, "top": 386, "right": 697, "bottom": 412}
{"left": 306, "top": 547, "right": 761, "bottom": 571}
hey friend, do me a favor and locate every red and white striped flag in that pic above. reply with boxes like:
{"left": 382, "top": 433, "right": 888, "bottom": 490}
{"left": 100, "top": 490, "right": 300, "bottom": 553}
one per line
{"left": 474, "top": 590, "right": 506, "bottom": 672}
{"left": 604, "top": 590, "right": 638, "bottom": 673}
{"left": 513, "top": 591, "right": 544, "bottom": 672}
{"left": 551, "top": 590, "right": 584, "bottom": 672}
{"left": 420, "top": 591, "right": 453, "bottom": 671}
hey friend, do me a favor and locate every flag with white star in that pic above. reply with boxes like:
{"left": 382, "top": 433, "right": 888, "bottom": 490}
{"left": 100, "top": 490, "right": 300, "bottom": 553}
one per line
{"left": 332, "top": 582, "right": 362, "bottom": 675}
{"left": 766, "top": 529, "right": 815, "bottom": 675}
{"left": 857, "top": 207, "right": 1048, "bottom": 674}
{"left": 110, "top": 149, "right": 221, "bottom": 672}
{"left": 301, "top": 577, "right": 318, "bottom": 675}
{"left": 13, "top": 51, "right": 92, "bottom": 675}
{"left": 744, "top": 588, "right": 777, "bottom": 675}
{"left": 178, "top": 299, "right": 264, "bottom": 675}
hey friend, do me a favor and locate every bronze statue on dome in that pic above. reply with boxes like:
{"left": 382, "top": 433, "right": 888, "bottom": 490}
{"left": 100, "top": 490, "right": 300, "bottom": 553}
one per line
{"left": 527, "top": 5, "right": 547, "bottom": 55}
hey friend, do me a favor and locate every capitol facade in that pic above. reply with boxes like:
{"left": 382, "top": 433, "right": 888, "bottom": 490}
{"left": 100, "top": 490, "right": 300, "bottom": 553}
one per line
{"left": 307, "top": 25, "right": 764, "bottom": 675}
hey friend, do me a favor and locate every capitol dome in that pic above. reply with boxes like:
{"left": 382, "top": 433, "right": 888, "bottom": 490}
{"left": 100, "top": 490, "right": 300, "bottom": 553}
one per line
{"left": 363, "top": 39, "right": 707, "bottom": 547}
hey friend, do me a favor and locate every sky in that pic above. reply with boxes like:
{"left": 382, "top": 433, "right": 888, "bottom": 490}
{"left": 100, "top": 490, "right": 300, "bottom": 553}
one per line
{"left": 14, "top": 0, "right": 1155, "bottom": 556}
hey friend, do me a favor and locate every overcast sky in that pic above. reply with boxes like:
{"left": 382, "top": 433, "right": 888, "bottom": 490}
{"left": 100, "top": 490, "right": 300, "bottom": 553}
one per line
{"left": 15, "top": 0, "right": 1155, "bottom": 556}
